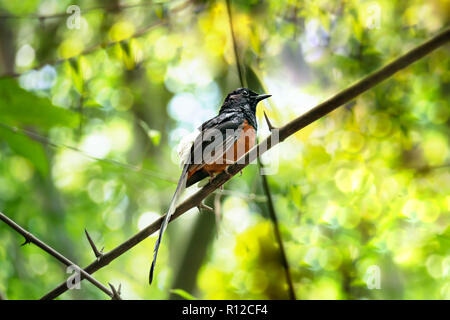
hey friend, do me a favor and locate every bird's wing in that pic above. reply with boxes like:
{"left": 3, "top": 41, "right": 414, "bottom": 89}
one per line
{"left": 175, "top": 112, "right": 236, "bottom": 168}
{"left": 177, "top": 128, "right": 201, "bottom": 168}
{"left": 187, "top": 113, "right": 245, "bottom": 174}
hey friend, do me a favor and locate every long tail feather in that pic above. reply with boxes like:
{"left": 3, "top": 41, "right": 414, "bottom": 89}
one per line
{"left": 149, "top": 164, "right": 189, "bottom": 284}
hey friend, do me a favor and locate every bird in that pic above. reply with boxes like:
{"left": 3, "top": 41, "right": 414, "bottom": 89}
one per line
{"left": 149, "top": 87, "right": 271, "bottom": 284}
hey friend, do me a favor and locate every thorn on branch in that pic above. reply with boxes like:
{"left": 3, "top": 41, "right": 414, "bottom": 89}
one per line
{"left": 108, "top": 283, "right": 122, "bottom": 300}
{"left": 264, "top": 111, "right": 277, "bottom": 131}
{"left": 21, "top": 236, "right": 31, "bottom": 246}
{"left": 85, "top": 229, "right": 104, "bottom": 259}
{"left": 197, "top": 203, "right": 214, "bottom": 213}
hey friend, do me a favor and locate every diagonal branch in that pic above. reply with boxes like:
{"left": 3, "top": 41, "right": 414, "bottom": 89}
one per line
{"left": 40, "top": 26, "right": 450, "bottom": 300}
{"left": 0, "top": 211, "right": 119, "bottom": 299}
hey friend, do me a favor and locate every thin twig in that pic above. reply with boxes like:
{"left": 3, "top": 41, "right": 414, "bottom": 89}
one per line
{"left": 0, "top": 211, "right": 118, "bottom": 299}
{"left": 0, "top": 1, "right": 192, "bottom": 78}
{"left": 225, "top": 0, "right": 244, "bottom": 86}
{"left": 0, "top": 122, "right": 287, "bottom": 195}
{"left": 225, "top": 0, "right": 296, "bottom": 299}
{"left": 259, "top": 166, "right": 296, "bottom": 299}
{"left": 0, "top": 122, "right": 176, "bottom": 183}
{"left": 0, "top": 1, "right": 156, "bottom": 20}
{"left": 40, "top": 26, "right": 450, "bottom": 300}
{"left": 261, "top": 113, "right": 294, "bottom": 299}
{"left": 0, "top": 19, "right": 165, "bottom": 78}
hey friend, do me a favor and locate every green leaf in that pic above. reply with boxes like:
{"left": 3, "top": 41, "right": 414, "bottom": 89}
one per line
{"left": 148, "top": 130, "right": 161, "bottom": 146}
{"left": 0, "top": 78, "right": 78, "bottom": 129}
{"left": 0, "top": 126, "right": 48, "bottom": 177}
{"left": 289, "top": 184, "right": 302, "bottom": 209}
{"left": 138, "top": 120, "right": 161, "bottom": 146}
{"left": 67, "top": 59, "right": 84, "bottom": 94}
{"left": 170, "top": 289, "right": 198, "bottom": 300}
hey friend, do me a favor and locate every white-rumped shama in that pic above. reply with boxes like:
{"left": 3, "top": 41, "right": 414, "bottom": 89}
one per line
{"left": 149, "top": 88, "right": 271, "bottom": 284}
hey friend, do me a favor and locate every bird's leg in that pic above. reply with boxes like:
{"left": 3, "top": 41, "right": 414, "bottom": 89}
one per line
{"left": 206, "top": 171, "right": 215, "bottom": 185}
{"left": 224, "top": 164, "right": 242, "bottom": 177}
{"left": 206, "top": 171, "right": 224, "bottom": 190}
{"left": 224, "top": 166, "right": 232, "bottom": 177}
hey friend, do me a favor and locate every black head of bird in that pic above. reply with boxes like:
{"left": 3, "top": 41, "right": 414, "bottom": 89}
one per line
{"left": 221, "top": 88, "right": 271, "bottom": 114}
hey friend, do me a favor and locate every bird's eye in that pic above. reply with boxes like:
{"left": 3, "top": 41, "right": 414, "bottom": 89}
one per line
{"left": 243, "top": 90, "right": 249, "bottom": 96}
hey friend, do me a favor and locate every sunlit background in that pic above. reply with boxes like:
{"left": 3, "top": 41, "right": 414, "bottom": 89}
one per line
{"left": 0, "top": 0, "right": 449, "bottom": 299}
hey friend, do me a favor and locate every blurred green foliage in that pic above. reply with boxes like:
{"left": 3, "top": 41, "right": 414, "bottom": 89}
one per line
{"left": 0, "top": 0, "right": 448, "bottom": 300}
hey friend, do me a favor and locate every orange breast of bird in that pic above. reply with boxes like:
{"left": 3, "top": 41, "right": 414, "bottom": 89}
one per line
{"left": 188, "top": 120, "right": 256, "bottom": 179}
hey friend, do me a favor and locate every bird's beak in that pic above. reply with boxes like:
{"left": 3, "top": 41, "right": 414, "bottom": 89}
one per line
{"left": 255, "top": 94, "right": 271, "bottom": 102}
